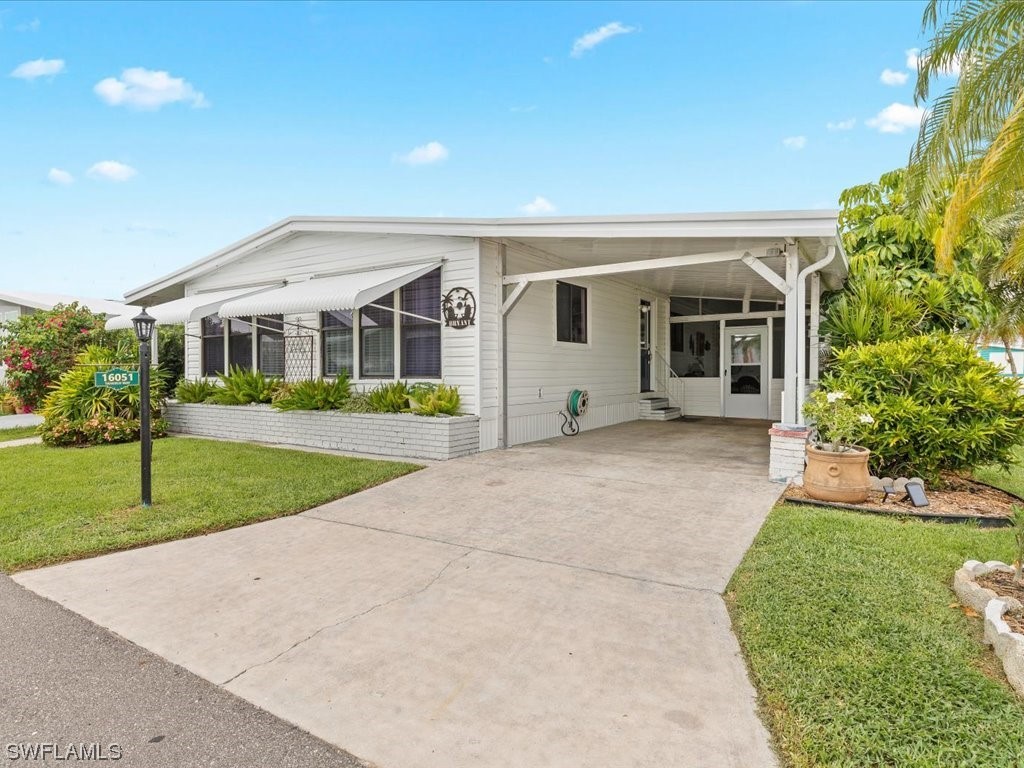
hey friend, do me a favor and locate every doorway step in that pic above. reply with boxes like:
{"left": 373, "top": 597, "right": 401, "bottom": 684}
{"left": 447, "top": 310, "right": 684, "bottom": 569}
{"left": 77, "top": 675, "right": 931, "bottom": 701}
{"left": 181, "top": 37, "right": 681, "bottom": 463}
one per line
{"left": 638, "top": 395, "right": 681, "bottom": 422}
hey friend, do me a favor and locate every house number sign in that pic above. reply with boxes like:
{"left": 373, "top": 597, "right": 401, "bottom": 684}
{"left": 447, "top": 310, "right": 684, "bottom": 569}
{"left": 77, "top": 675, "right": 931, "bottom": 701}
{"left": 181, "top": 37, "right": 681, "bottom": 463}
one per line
{"left": 442, "top": 287, "right": 476, "bottom": 329}
{"left": 94, "top": 367, "right": 139, "bottom": 390}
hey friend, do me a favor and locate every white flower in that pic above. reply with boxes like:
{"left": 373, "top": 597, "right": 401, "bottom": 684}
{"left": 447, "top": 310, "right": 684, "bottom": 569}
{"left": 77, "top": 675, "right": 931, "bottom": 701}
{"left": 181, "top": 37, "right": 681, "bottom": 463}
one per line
{"left": 859, "top": 413, "right": 875, "bottom": 424}
{"left": 826, "top": 391, "right": 847, "bottom": 403}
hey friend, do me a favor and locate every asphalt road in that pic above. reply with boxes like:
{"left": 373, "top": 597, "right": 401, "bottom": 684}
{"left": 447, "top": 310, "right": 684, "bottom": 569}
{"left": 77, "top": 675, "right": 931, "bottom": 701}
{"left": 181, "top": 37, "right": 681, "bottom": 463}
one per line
{"left": 0, "top": 574, "right": 366, "bottom": 767}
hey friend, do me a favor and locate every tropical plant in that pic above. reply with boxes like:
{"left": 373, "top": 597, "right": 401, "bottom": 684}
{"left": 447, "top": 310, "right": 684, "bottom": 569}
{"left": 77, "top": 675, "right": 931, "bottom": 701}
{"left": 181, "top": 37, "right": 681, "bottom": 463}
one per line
{"left": 802, "top": 390, "right": 873, "bottom": 453}
{"left": 174, "top": 378, "right": 220, "bottom": 404}
{"left": 0, "top": 384, "right": 18, "bottom": 415}
{"left": 407, "top": 382, "right": 461, "bottom": 416}
{"left": 818, "top": 333, "right": 1024, "bottom": 482}
{"left": 0, "top": 303, "right": 106, "bottom": 410}
{"left": 908, "top": 0, "right": 1024, "bottom": 274}
{"left": 39, "top": 342, "right": 168, "bottom": 447}
{"left": 157, "top": 323, "right": 186, "bottom": 393}
{"left": 208, "top": 367, "right": 280, "bottom": 405}
{"left": 272, "top": 375, "right": 351, "bottom": 411}
{"left": 366, "top": 380, "right": 410, "bottom": 413}
{"left": 823, "top": 169, "right": 993, "bottom": 350}
{"left": 339, "top": 392, "right": 376, "bottom": 413}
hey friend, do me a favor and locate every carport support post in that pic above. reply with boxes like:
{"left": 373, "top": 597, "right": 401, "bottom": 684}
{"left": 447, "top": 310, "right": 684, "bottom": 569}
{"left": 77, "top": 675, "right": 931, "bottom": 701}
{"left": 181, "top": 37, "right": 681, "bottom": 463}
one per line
{"left": 781, "top": 244, "right": 800, "bottom": 424}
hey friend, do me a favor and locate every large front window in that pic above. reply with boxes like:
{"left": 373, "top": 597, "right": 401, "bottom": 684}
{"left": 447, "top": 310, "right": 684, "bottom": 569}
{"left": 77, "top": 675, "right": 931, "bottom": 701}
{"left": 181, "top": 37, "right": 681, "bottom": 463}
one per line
{"left": 357, "top": 268, "right": 442, "bottom": 380}
{"left": 201, "top": 314, "right": 285, "bottom": 376}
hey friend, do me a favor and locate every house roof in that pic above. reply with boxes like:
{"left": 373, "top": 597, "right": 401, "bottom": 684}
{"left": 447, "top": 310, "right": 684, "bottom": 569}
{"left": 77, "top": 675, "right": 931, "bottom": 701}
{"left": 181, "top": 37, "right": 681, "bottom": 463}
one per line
{"left": 0, "top": 290, "right": 138, "bottom": 317}
{"left": 124, "top": 211, "right": 847, "bottom": 305}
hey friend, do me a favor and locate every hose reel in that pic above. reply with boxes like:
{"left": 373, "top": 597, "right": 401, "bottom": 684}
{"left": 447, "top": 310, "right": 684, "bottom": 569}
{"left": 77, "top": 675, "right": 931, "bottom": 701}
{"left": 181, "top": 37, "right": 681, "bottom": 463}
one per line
{"left": 560, "top": 388, "right": 589, "bottom": 436}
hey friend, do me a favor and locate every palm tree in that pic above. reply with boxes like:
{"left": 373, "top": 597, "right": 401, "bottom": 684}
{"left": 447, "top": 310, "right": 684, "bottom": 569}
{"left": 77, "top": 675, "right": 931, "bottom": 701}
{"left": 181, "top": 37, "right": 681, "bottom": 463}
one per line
{"left": 908, "top": 0, "right": 1024, "bottom": 275}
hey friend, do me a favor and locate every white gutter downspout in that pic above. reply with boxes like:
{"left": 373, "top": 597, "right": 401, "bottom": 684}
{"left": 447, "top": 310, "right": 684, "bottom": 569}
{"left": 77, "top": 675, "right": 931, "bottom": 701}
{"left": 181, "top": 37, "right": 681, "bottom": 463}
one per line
{"left": 796, "top": 244, "right": 836, "bottom": 425}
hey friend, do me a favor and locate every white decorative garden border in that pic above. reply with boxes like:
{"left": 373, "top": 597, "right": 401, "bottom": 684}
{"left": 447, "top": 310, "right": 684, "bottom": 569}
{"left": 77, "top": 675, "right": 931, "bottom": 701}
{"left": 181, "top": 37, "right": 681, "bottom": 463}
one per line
{"left": 164, "top": 402, "right": 480, "bottom": 461}
{"left": 954, "top": 560, "right": 1024, "bottom": 696}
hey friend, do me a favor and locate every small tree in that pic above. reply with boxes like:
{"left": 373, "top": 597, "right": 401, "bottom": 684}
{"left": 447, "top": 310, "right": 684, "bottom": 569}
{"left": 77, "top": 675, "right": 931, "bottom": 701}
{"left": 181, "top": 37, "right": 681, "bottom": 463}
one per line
{"left": 0, "top": 303, "right": 105, "bottom": 411}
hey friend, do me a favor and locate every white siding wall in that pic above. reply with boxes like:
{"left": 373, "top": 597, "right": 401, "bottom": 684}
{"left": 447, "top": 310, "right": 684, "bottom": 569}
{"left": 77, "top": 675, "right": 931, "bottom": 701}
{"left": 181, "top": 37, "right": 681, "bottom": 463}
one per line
{"left": 182, "top": 232, "right": 482, "bottom": 415}
{"left": 503, "top": 242, "right": 664, "bottom": 445}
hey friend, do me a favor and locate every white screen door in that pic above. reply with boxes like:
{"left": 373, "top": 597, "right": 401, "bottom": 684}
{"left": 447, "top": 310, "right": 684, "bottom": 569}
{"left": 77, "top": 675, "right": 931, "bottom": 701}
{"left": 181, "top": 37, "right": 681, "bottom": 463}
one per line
{"left": 724, "top": 326, "right": 768, "bottom": 419}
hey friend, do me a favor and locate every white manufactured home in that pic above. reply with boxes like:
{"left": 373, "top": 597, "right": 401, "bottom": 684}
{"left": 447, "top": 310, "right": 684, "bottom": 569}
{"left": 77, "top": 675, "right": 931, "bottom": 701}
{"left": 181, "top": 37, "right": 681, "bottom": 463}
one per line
{"left": 117, "top": 212, "right": 847, "bottom": 462}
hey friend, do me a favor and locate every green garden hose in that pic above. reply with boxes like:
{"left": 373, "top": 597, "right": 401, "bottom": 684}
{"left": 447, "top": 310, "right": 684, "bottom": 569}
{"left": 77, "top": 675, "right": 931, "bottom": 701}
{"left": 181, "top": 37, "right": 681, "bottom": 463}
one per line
{"left": 560, "top": 388, "right": 589, "bottom": 436}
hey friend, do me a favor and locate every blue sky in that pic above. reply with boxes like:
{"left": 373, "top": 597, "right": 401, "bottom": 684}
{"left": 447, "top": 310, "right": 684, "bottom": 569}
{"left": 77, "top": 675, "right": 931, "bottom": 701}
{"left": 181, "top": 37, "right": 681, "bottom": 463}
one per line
{"left": 2, "top": 0, "right": 943, "bottom": 298}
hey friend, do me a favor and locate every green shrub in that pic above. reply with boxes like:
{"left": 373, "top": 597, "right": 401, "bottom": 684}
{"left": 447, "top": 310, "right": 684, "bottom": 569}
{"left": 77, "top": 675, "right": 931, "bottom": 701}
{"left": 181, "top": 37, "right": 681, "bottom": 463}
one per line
{"left": 174, "top": 379, "right": 220, "bottom": 404}
{"left": 40, "top": 343, "right": 168, "bottom": 447}
{"left": 408, "top": 382, "right": 461, "bottom": 416}
{"left": 821, "top": 333, "right": 1024, "bottom": 482}
{"left": 40, "top": 415, "right": 169, "bottom": 447}
{"left": 272, "top": 376, "right": 351, "bottom": 411}
{"left": 366, "top": 380, "right": 410, "bottom": 412}
{"left": 208, "top": 366, "right": 280, "bottom": 405}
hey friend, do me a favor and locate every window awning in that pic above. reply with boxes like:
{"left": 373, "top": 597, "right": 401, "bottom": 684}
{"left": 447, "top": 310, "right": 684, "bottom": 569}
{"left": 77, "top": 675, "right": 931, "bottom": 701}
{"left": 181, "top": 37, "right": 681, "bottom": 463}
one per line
{"left": 104, "top": 286, "right": 278, "bottom": 330}
{"left": 217, "top": 262, "right": 442, "bottom": 318}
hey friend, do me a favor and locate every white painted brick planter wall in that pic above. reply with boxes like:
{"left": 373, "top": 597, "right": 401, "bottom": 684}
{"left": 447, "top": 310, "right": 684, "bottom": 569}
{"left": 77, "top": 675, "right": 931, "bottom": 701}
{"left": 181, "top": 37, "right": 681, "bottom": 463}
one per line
{"left": 164, "top": 402, "right": 480, "bottom": 461}
{"left": 769, "top": 423, "right": 809, "bottom": 484}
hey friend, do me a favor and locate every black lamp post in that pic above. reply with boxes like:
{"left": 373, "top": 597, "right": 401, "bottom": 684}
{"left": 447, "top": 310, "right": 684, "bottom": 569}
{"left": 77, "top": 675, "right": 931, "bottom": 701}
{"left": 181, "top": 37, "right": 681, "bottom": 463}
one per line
{"left": 132, "top": 309, "right": 156, "bottom": 508}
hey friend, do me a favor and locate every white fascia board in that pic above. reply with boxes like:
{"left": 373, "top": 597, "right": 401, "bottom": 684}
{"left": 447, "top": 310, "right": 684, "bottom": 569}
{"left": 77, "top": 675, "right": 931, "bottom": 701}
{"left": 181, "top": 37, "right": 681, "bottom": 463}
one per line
{"left": 125, "top": 210, "right": 842, "bottom": 303}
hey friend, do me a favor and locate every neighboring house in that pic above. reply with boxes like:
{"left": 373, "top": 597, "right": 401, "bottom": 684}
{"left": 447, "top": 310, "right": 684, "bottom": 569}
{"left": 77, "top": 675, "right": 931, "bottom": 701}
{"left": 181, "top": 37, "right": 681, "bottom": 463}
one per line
{"left": 0, "top": 290, "right": 136, "bottom": 322}
{"left": 979, "top": 342, "right": 1024, "bottom": 377}
{"left": 118, "top": 212, "right": 848, "bottom": 451}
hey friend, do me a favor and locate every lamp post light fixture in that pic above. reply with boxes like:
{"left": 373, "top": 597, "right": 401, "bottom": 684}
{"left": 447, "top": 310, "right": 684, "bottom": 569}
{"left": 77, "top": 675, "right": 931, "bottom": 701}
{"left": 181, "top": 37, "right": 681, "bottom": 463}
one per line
{"left": 132, "top": 308, "right": 156, "bottom": 508}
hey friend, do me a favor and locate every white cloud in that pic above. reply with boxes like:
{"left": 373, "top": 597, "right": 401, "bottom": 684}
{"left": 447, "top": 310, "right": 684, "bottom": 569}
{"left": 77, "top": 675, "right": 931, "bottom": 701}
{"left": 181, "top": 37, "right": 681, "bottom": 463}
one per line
{"left": 47, "top": 168, "right": 74, "bottom": 186}
{"left": 906, "top": 47, "right": 961, "bottom": 77}
{"left": 880, "top": 68, "right": 908, "bottom": 86}
{"left": 10, "top": 58, "right": 65, "bottom": 80}
{"left": 520, "top": 196, "right": 557, "bottom": 214}
{"left": 94, "top": 67, "right": 207, "bottom": 110}
{"left": 866, "top": 102, "right": 926, "bottom": 134}
{"left": 570, "top": 21, "right": 636, "bottom": 58}
{"left": 16, "top": 18, "right": 40, "bottom": 32}
{"left": 87, "top": 161, "right": 137, "bottom": 182}
{"left": 826, "top": 118, "right": 856, "bottom": 131}
{"left": 395, "top": 141, "right": 449, "bottom": 165}
{"left": 782, "top": 135, "right": 807, "bottom": 150}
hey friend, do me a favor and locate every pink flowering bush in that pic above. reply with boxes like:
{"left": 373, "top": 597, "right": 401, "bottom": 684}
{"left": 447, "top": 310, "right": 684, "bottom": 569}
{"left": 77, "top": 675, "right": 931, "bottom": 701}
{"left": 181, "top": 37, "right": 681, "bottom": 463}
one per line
{"left": 1, "top": 303, "right": 105, "bottom": 411}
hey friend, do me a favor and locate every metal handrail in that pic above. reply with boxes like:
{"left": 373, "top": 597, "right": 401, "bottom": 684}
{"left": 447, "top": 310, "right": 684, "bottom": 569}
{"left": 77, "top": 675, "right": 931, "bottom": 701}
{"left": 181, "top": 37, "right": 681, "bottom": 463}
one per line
{"left": 651, "top": 348, "right": 684, "bottom": 413}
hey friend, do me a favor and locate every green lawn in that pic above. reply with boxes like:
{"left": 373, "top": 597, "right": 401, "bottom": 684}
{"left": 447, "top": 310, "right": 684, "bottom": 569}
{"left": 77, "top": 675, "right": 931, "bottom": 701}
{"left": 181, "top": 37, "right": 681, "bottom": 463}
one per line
{"left": 728, "top": 504, "right": 1024, "bottom": 768}
{"left": 975, "top": 446, "right": 1024, "bottom": 498}
{"left": 0, "top": 437, "right": 419, "bottom": 572}
{"left": 0, "top": 426, "right": 39, "bottom": 442}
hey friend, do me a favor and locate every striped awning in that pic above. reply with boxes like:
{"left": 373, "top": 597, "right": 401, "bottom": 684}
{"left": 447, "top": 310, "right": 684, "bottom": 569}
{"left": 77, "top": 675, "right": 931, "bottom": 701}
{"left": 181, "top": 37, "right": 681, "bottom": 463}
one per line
{"left": 105, "top": 286, "right": 278, "bottom": 330}
{"left": 217, "top": 262, "right": 441, "bottom": 318}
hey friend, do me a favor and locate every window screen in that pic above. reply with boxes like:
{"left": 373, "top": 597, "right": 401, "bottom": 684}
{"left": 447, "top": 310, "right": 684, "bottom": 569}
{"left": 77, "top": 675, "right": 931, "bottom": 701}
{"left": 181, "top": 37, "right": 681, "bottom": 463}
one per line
{"left": 257, "top": 315, "right": 285, "bottom": 376}
{"left": 556, "top": 282, "right": 587, "bottom": 344}
{"left": 228, "top": 318, "right": 253, "bottom": 370}
{"left": 201, "top": 314, "right": 225, "bottom": 377}
{"left": 321, "top": 310, "right": 353, "bottom": 377}
{"left": 360, "top": 293, "right": 395, "bottom": 378}
{"left": 401, "top": 268, "right": 441, "bottom": 377}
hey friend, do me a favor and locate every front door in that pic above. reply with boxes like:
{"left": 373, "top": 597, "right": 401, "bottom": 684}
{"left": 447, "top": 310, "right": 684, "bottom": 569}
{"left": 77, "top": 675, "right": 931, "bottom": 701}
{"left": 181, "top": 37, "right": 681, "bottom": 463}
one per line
{"left": 724, "top": 326, "right": 768, "bottom": 419}
{"left": 639, "top": 301, "right": 652, "bottom": 392}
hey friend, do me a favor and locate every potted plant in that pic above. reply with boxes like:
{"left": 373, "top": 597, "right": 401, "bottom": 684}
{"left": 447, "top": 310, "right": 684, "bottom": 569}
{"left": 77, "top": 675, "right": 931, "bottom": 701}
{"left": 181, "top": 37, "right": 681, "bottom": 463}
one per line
{"left": 802, "top": 390, "right": 874, "bottom": 503}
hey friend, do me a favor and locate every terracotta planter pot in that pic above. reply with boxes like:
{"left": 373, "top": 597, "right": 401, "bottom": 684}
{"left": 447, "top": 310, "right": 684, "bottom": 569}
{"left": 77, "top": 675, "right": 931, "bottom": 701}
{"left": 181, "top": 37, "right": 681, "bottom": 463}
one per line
{"left": 804, "top": 444, "right": 872, "bottom": 503}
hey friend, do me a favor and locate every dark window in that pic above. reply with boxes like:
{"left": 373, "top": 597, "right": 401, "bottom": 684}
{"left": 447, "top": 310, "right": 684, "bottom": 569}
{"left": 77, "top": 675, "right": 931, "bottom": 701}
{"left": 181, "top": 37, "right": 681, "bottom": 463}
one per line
{"left": 360, "top": 293, "right": 395, "bottom": 378}
{"left": 201, "top": 315, "right": 225, "bottom": 377}
{"left": 228, "top": 318, "right": 253, "bottom": 370}
{"left": 401, "top": 268, "right": 442, "bottom": 377}
{"left": 321, "top": 310, "right": 354, "bottom": 377}
{"left": 701, "top": 298, "right": 744, "bottom": 315}
{"left": 556, "top": 282, "right": 587, "bottom": 344}
{"left": 750, "top": 300, "right": 782, "bottom": 312}
{"left": 257, "top": 315, "right": 285, "bottom": 376}
{"left": 670, "top": 297, "right": 701, "bottom": 317}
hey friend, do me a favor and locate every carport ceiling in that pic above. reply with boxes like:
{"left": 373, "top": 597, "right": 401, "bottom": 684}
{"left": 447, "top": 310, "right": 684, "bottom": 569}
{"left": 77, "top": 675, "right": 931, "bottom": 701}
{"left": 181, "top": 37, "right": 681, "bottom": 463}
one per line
{"left": 507, "top": 236, "right": 841, "bottom": 301}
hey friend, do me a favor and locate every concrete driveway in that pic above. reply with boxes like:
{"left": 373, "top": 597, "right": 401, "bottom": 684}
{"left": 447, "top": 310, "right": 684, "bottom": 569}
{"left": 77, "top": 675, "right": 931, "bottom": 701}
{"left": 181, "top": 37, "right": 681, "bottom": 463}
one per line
{"left": 16, "top": 419, "right": 782, "bottom": 768}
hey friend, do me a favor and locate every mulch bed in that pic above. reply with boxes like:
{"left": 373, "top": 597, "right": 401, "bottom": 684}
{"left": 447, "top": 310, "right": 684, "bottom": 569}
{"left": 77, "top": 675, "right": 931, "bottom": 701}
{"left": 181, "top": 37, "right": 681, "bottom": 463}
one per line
{"left": 977, "top": 570, "right": 1024, "bottom": 634}
{"left": 783, "top": 475, "right": 1023, "bottom": 527}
